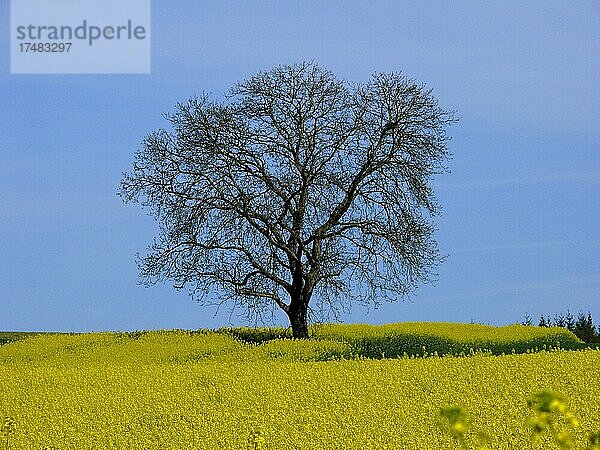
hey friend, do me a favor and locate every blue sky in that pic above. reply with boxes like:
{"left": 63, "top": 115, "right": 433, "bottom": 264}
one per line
{"left": 1, "top": 1, "right": 598, "bottom": 332}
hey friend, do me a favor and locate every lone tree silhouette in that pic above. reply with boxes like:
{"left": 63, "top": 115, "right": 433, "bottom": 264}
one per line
{"left": 119, "top": 62, "right": 456, "bottom": 338}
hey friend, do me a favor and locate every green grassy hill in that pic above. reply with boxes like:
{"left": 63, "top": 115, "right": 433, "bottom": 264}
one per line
{"left": 221, "top": 321, "right": 585, "bottom": 358}
{"left": 1, "top": 322, "right": 585, "bottom": 360}
{"left": 0, "top": 331, "right": 38, "bottom": 346}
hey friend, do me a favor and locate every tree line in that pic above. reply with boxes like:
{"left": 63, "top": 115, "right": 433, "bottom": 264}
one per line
{"left": 522, "top": 310, "right": 599, "bottom": 343}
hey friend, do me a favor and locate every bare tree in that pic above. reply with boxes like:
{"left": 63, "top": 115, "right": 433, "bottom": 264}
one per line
{"left": 119, "top": 62, "right": 456, "bottom": 338}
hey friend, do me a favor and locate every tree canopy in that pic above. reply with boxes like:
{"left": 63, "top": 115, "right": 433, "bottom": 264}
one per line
{"left": 119, "top": 62, "right": 457, "bottom": 338}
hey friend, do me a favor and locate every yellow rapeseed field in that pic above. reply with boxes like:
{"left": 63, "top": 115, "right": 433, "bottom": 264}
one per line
{"left": 0, "top": 325, "right": 598, "bottom": 449}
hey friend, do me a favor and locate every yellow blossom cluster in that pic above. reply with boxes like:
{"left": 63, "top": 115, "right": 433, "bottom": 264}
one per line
{"left": 0, "top": 326, "right": 598, "bottom": 449}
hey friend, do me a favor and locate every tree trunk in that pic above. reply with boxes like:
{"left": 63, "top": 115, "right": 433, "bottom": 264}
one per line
{"left": 288, "top": 301, "right": 309, "bottom": 339}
